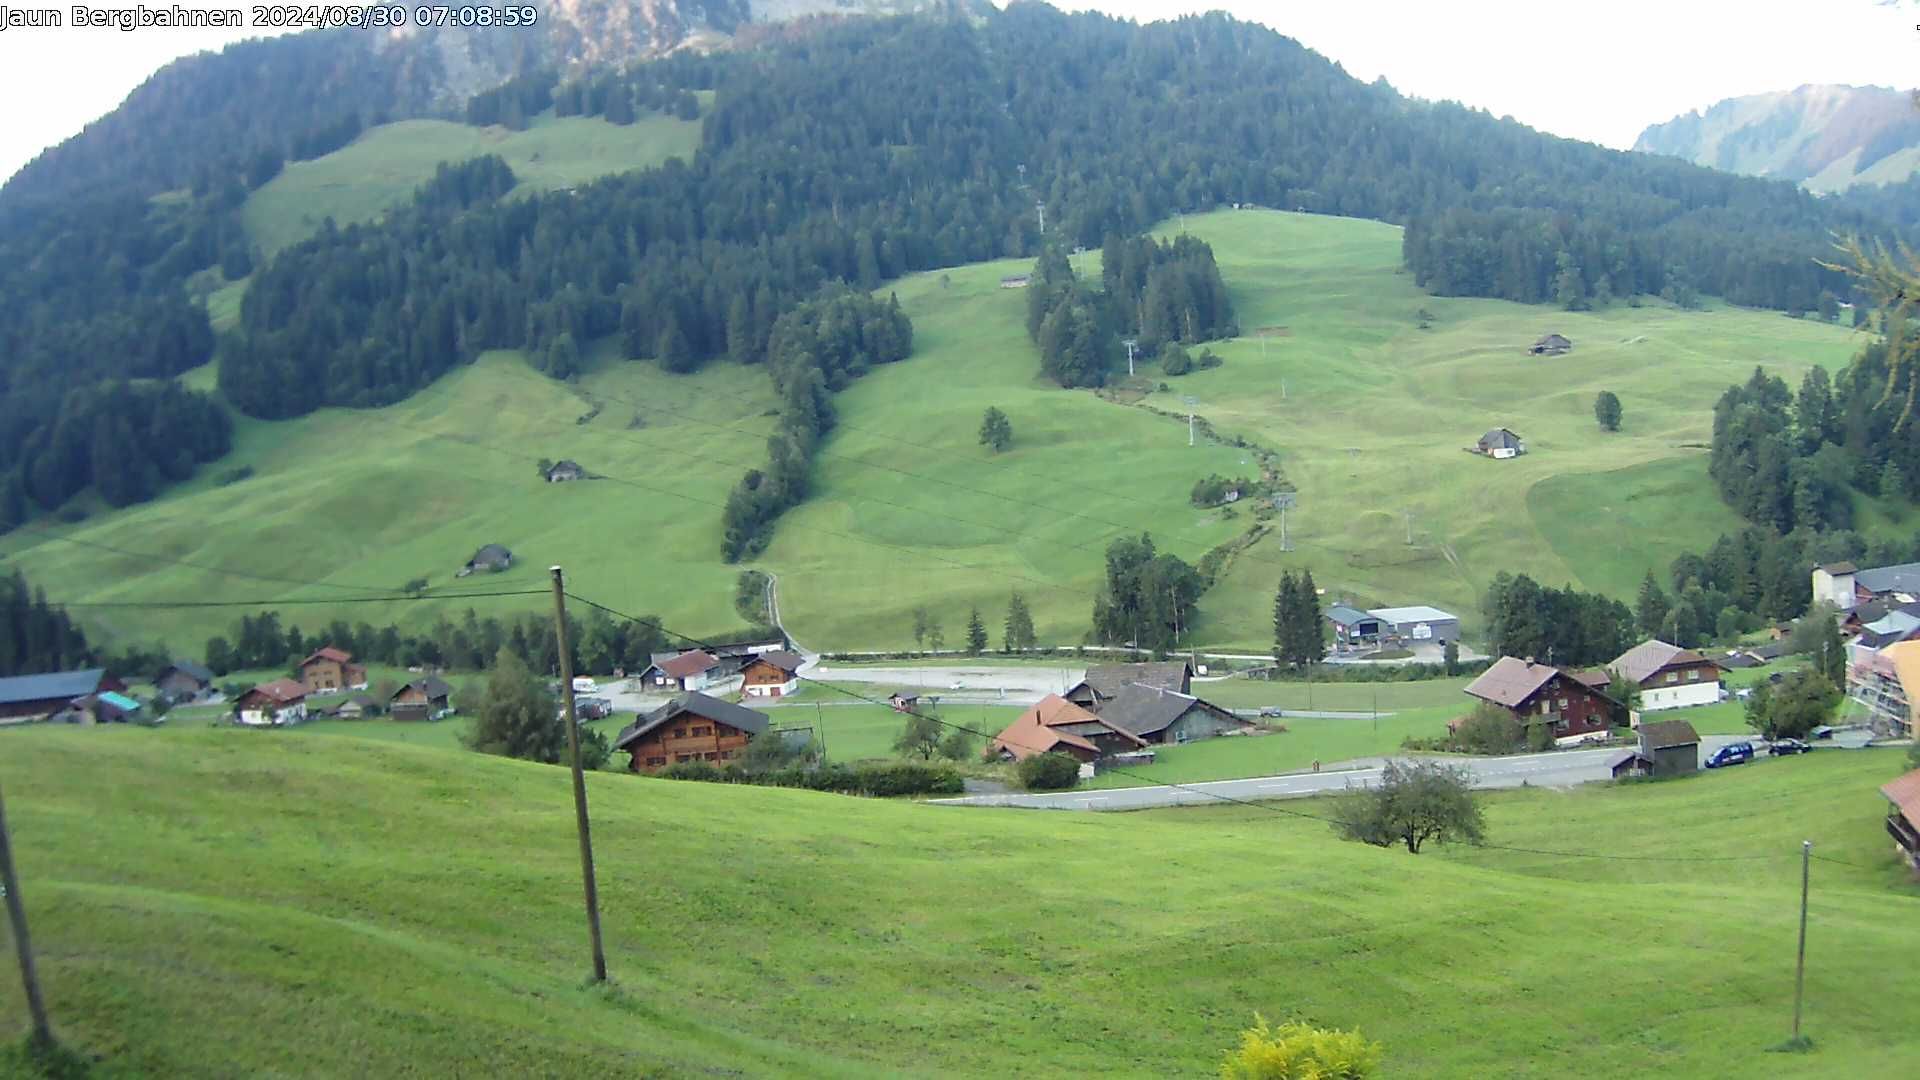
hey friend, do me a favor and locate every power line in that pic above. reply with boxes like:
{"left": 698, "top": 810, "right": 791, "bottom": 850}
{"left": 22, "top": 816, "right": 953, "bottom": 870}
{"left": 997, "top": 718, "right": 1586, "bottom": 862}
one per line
{"left": 567, "top": 590, "right": 1796, "bottom": 864}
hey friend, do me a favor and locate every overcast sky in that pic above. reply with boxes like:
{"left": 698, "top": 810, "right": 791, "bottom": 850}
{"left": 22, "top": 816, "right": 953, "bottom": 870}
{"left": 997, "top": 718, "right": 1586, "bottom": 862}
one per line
{"left": 0, "top": 0, "right": 1914, "bottom": 184}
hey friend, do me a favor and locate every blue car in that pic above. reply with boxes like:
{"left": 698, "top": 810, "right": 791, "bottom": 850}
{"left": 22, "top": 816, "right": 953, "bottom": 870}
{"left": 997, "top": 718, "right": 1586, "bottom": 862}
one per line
{"left": 1704, "top": 742, "right": 1755, "bottom": 769}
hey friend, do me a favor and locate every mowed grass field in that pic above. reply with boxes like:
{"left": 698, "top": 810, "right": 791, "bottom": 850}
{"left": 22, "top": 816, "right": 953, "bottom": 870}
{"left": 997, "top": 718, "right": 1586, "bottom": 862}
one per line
{"left": 3, "top": 210, "right": 1875, "bottom": 656}
{"left": 2, "top": 729, "right": 1916, "bottom": 1076}
{"left": 0, "top": 349, "right": 777, "bottom": 651}
{"left": 241, "top": 112, "right": 703, "bottom": 257}
{"left": 1154, "top": 211, "right": 1865, "bottom": 647}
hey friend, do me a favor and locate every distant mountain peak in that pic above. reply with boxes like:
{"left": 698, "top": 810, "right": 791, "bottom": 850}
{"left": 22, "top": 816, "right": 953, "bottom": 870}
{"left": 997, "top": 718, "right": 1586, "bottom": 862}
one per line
{"left": 1633, "top": 83, "right": 1920, "bottom": 193}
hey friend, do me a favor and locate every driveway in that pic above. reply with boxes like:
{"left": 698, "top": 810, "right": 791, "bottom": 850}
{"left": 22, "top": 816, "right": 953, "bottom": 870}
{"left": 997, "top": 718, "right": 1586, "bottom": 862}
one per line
{"left": 931, "top": 735, "right": 1773, "bottom": 810}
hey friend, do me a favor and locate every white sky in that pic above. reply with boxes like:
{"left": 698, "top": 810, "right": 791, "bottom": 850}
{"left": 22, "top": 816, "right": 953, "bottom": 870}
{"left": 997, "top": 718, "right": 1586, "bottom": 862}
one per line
{"left": 0, "top": 0, "right": 1914, "bottom": 185}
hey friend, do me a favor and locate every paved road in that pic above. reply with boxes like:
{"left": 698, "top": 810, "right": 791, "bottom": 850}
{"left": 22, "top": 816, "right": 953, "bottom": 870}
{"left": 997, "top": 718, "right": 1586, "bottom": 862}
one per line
{"left": 810, "top": 662, "right": 1083, "bottom": 705}
{"left": 931, "top": 735, "right": 1768, "bottom": 810}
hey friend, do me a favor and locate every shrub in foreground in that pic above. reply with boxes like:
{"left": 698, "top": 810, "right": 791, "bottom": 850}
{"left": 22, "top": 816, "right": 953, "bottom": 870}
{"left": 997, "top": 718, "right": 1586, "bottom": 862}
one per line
{"left": 1220, "top": 1015, "right": 1382, "bottom": 1079}
{"left": 657, "top": 759, "right": 962, "bottom": 797}
{"left": 1016, "top": 752, "right": 1081, "bottom": 790}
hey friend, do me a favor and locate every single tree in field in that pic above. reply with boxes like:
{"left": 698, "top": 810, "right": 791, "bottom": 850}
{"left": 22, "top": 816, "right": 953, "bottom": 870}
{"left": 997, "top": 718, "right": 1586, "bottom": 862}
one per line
{"left": 464, "top": 648, "right": 564, "bottom": 764}
{"left": 1441, "top": 638, "right": 1460, "bottom": 676}
{"left": 1594, "top": 390, "right": 1622, "bottom": 431}
{"left": 911, "top": 606, "right": 930, "bottom": 649}
{"left": 978, "top": 406, "right": 1013, "bottom": 452}
{"left": 1815, "top": 612, "right": 1847, "bottom": 688}
{"left": 1333, "top": 759, "right": 1485, "bottom": 854}
{"left": 894, "top": 710, "right": 944, "bottom": 760}
{"left": 966, "top": 606, "right": 988, "bottom": 655}
{"left": 1003, "top": 591, "right": 1036, "bottom": 652}
{"left": 1272, "top": 570, "right": 1324, "bottom": 671}
{"left": 926, "top": 618, "right": 946, "bottom": 654}
{"left": 937, "top": 726, "right": 976, "bottom": 761}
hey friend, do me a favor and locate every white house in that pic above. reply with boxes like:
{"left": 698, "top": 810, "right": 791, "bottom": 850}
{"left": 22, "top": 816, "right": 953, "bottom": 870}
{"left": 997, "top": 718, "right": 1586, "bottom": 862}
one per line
{"left": 235, "top": 678, "right": 309, "bottom": 727}
{"left": 1609, "top": 640, "right": 1724, "bottom": 713}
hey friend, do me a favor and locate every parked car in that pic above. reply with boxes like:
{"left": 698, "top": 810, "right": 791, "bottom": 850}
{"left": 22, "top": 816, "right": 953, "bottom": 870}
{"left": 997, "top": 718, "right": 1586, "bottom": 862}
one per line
{"left": 1258, "top": 706, "right": 1286, "bottom": 718}
{"left": 1810, "top": 725, "right": 1836, "bottom": 741}
{"left": 1705, "top": 742, "right": 1755, "bottom": 769}
{"left": 1768, "top": 738, "right": 1812, "bottom": 756}
{"left": 572, "top": 676, "right": 598, "bottom": 694}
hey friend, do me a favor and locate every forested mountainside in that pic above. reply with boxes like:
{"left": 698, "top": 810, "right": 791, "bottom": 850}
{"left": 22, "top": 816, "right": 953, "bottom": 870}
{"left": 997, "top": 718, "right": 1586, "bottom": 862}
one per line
{"left": 1634, "top": 84, "right": 1920, "bottom": 194}
{"left": 0, "top": 2, "right": 1898, "bottom": 527}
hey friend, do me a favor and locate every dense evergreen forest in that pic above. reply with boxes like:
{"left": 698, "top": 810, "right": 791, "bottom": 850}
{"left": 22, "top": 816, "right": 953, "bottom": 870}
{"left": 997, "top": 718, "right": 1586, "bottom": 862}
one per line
{"left": 0, "top": 572, "right": 94, "bottom": 676}
{"left": 0, "top": 3, "right": 1906, "bottom": 531}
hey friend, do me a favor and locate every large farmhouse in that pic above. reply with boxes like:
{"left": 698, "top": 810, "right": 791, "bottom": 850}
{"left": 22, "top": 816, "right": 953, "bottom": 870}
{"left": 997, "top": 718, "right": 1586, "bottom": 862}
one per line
{"left": 1609, "top": 640, "right": 1724, "bottom": 712}
{"left": 613, "top": 693, "right": 770, "bottom": 772}
{"left": 1464, "top": 657, "right": 1615, "bottom": 742}
{"left": 987, "top": 694, "right": 1148, "bottom": 763}
{"left": 235, "top": 679, "right": 309, "bottom": 727}
{"left": 298, "top": 646, "right": 366, "bottom": 695}
{"left": 0, "top": 668, "right": 125, "bottom": 725}
{"left": 741, "top": 651, "right": 803, "bottom": 698}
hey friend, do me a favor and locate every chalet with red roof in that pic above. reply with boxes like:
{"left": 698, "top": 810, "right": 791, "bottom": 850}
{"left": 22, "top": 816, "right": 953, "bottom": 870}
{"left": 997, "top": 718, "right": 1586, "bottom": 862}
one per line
{"left": 641, "top": 650, "right": 720, "bottom": 693}
{"left": 298, "top": 646, "right": 366, "bottom": 695}
{"left": 235, "top": 678, "right": 309, "bottom": 727}
{"left": 986, "top": 694, "right": 1150, "bottom": 764}
{"left": 1882, "top": 767, "right": 1920, "bottom": 873}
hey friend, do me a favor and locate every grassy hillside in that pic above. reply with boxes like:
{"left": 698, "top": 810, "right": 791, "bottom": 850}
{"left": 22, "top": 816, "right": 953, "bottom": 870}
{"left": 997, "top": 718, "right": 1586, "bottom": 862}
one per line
{"left": 1, "top": 729, "right": 1915, "bottom": 1076}
{"left": 242, "top": 113, "right": 703, "bottom": 257}
{"left": 0, "top": 349, "right": 773, "bottom": 650}
{"left": 4, "top": 210, "right": 1871, "bottom": 655}
{"left": 1156, "top": 211, "right": 1862, "bottom": 647}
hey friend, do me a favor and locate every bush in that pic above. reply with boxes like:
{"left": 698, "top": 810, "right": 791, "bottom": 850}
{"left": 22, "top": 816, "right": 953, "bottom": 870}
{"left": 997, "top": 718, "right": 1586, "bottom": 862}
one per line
{"left": 1221, "top": 1015, "right": 1383, "bottom": 1079}
{"left": 1161, "top": 344, "right": 1193, "bottom": 375}
{"left": 1526, "top": 723, "right": 1556, "bottom": 752}
{"left": 1450, "top": 702, "right": 1524, "bottom": 755}
{"left": 659, "top": 760, "right": 724, "bottom": 782}
{"left": 214, "top": 465, "right": 255, "bottom": 486}
{"left": 1016, "top": 752, "right": 1081, "bottom": 790}
{"left": 1196, "top": 348, "right": 1223, "bottom": 370}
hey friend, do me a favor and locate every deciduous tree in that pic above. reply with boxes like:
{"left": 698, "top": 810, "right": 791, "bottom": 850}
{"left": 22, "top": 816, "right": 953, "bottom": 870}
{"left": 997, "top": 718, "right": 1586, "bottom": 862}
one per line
{"left": 1333, "top": 759, "right": 1485, "bottom": 854}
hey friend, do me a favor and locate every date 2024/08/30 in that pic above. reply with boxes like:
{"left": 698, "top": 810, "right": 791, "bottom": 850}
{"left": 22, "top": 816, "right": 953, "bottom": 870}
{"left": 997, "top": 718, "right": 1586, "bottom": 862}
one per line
{"left": 0, "top": 4, "right": 540, "bottom": 32}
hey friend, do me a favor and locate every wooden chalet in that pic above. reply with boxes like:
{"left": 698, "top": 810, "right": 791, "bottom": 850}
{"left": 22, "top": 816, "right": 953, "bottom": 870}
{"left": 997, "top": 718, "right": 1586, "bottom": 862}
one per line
{"left": 614, "top": 692, "right": 770, "bottom": 772}
{"left": 1528, "top": 333, "right": 1572, "bottom": 355}
{"left": 235, "top": 678, "right": 309, "bottom": 727}
{"left": 390, "top": 675, "right": 453, "bottom": 721}
{"left": 298, "top": 646, "right": 366, "bottom": 695}
{"left": 1609, "top": 640, "right": 1725, "bottom": 713}
{"left": 153, "top": 659, "right": 214, "bottom": 702}
{"left": 1883, "top": 768, "right": 1920, "bottom": 873}
{"left": 1463, "top": 656, "right": 1616, "bottom": 741}
{"left": 741, "top": 650, "right": 803, "bottom": 698}
{"left": 641, "top": 650, "right": 721, "bottom": 693}
{"left": 1476, "top": 428, "right": 1526, "bottom": 458}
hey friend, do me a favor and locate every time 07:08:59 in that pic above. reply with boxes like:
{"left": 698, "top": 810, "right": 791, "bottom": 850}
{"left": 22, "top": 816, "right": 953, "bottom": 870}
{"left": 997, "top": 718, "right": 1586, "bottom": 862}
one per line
{"left": 248, "top": 6, "right": 541, "bottom": 30}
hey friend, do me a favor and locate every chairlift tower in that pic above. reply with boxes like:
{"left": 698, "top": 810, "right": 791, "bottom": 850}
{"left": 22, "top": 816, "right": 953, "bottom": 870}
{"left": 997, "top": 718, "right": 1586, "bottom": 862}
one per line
{"left": 1273, "top": 491, "right": 1297, "bottom": 551}
{"left": 1122, "top": 338, "right": 1138, "bottom": 377}
{"left": 1183, "top": 396, "right": 1198, "bottom": 447}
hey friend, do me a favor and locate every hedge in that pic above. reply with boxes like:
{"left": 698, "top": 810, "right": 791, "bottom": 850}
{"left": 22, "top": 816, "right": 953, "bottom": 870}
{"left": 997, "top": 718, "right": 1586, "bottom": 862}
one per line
{"left": 657, "top": 759, "right": 963, "bottom": 797}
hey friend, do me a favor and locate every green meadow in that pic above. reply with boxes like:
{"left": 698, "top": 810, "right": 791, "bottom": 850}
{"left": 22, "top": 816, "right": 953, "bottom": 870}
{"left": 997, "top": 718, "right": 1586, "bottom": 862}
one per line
{"left": 2, "top": 210, "right": 1874, "bottom": 656}
{"left": 241, "top": 113, "right": 703, "bottom": 257}
{"left": 2, "top": 729, "right": 1915, "bottom": 1076}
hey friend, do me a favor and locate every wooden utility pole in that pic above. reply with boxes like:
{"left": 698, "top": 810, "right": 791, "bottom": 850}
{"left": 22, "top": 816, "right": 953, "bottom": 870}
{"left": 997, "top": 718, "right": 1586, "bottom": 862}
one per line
{"left": 0, "top": 778, "right": 54, "bottom": 1049}
{"left": 1792, "top": 839, "right": 1811, "bottom": 1040}
{"left": 549, "top": 567, "right": 607, "bottom": 983}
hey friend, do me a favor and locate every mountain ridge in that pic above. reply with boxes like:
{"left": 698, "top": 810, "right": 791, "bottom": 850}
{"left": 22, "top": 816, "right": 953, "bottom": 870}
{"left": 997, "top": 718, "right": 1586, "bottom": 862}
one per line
{"left": 1632, "top": 83, "right": 1920, "bottom": 192}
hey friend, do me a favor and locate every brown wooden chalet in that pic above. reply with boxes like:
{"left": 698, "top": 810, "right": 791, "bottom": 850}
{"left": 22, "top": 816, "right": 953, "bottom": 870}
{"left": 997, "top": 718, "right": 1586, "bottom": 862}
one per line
{"left": 1463, "top": 656, "right": 1616, "bottom": 740}
{"left": 741, "top": 650, "right": 803, "bottom": 699}
{"left": 298, "top": 646, "right": 366, "bottom": 695}
{"left": 1609, "top": 639, "right": 1724, "bottom": 711}
{"left": 1063, "top": 660, "right": 1192, "bottom": 709}
{"left": 1882, "top": 767, "right": 1920, "bottom": 873}
{"left": 614, "top": 692, "right": 770, "bottom": 772}
{"left": 390, "top": 675, "right": 453, "bottom": 721}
